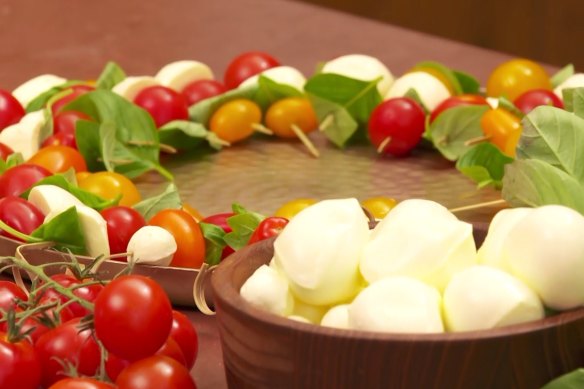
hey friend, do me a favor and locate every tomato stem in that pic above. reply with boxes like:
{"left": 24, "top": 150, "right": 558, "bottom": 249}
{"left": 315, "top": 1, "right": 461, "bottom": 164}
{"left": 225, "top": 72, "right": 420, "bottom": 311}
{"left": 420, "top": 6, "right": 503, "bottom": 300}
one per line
{"left": 0, "top": 220, "right": 42, "bottom": 243}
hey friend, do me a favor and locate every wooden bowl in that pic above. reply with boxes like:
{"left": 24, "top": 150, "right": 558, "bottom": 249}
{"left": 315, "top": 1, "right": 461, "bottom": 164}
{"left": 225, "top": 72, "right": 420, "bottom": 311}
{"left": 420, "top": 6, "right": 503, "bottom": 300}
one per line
{"left": 211, "top": 226, "right": 584, "bottom": 389}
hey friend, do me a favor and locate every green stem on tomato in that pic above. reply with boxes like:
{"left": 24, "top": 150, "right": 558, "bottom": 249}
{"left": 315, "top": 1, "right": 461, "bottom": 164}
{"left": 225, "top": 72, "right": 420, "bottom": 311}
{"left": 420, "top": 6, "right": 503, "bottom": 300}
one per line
{"left": 0, "top": 220, "right": 43, "bottom": 243}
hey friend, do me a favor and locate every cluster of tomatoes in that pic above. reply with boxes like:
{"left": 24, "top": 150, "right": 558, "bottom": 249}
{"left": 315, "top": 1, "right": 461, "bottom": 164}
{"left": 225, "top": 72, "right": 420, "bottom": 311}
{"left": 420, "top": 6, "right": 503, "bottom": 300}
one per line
{"left": 0, "top": 271, "right": 198, "bottom": 389}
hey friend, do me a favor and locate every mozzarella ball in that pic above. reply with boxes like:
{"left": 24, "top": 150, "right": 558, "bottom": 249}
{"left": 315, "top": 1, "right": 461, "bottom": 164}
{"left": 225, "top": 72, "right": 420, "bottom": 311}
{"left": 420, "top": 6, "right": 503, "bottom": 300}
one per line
{"left": 239, "top": 66, "right": 306, "bottom": 92}
{"left": 291, "top": 298, "right": 328, "bottom": 324}
{"left": 321, "top": 54, "right": 394, "bottom": 96}
{"left": 321, "top": 304, "right": 350, "bottom": 329}
{"left": 240, "top": 265, "right": 294, "bottom": 316}
{"left": 554, "top": 73, "right": 584, "bottom": 100}
{"left": 127, "top": 226, "right": 177, "bottom": 267}
{"left": 385, "top": 71, "right": 451, "bottom": 111}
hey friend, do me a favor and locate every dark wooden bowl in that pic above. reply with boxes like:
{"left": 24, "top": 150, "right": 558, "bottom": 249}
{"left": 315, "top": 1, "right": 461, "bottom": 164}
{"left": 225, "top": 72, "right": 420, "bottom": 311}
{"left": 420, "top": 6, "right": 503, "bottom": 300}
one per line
{"left": 211, "top": 226, "right": 584, "bottom": 389}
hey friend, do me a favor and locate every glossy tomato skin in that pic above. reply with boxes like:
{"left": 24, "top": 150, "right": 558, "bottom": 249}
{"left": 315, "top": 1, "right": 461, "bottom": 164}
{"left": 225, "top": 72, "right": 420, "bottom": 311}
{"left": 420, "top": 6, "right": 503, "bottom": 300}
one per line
{"left": 481, "top": 108, "right": 523, "bottom": 157}
{"left": 265, "top": 97, "right": 318, "bottom": 138}
{"left": 361, "top": 196, "right": 397, "bottom": 219}
{"left": 224, "top": 51, "right": 280, "bottom": 89}
{"left": 101, "top": 206, "right": 146, "bottom": 255}
{"left": 48, "top": 377, "right": 116, "bottom": 389}
{"left": 429, "top": 94, "right": 489, "bottom": 123}
{"left": 41, "top": 273, "right": 103, "bottom": 317}
{"left": 0, "top": 142, "right": 14, "bottom": 160}
{"left": 106, "top": 352, "right": 131, "bottom": 382}
{"left": 78, "top": 171, "right": 141, "bottom": 207}
{"left": 149, "top": 209, "right": 206, "bottom": 269}
{"left": 0, "top": 196, "right": 44, "bottom": 241}
{"left": 28, "top": 145, "right": 88, "bottom": 173}
{"left": 486, "top": 58, "right": 551, "bottom": 100}
{"left": 0, "top": 164, "right": 52, "bottom": 198}
{"left": 50, "top": 84, "right": 94, "bottom": 114}
{"left": 42, "top": 131, "right": 78, "bottom": 149}
{"left": 0, "top": 332, "right": 41, "bottom": 389}
{"left": 169, "top": 310, "right": 199, "bottom": 369}
{"left": 115, "top": 355, "right": 197, "bottom": 389}
{"left": 248, "top": 217, "right": 289, "bottom": 245}
{"left": 513, "top": 88, "right": 564, "bottom": 114}
{"left": 182, "top": 79, "right": 227, "bottom": 106}
{"left": 133, "top": 86, "right": 189, "bottom": 128}
{"left": 0, "top": 89, "right": 25, "bottom": 131}
{"left": 201, "top": 212, "right": 235, "bottom": 259}
{"left": 0, "top": 281, "right": 27, "bottom": 313}
{"left": 209, "top": 98, "right": 262, "bottom": 144}
{"left": 156, "top": 336, "right": 187, "bottom": 367}
{"left": 94, "top": 275, "right": 173, "bottom": 361}
{"left": 274, "top": 198, "right": 317, "bottom": 220}
{"left": 368, "top": 97, "right": 426, "bottom": 157}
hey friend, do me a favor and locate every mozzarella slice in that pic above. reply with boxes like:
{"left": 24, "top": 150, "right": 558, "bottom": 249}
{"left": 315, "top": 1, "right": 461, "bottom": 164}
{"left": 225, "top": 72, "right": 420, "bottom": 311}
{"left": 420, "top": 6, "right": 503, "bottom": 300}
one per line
{"left": 155, "top": 60, "right": 214, "bottom": 92}
{"left": 443, "top": 265, "right": 543, "bottom": 332}
{"left": 240, "top": 265, "right": 294, "bottom": 316}
{"left": 238, "top": 66, "right": 306, "bottom": 92}
{"left": 385, "top": 71, "right": 451, "bottom": 111}
{"left": 127, "top": 226, "right": 177, "bottom": 266}
{"left": 12, "top": 74, "right": 67, "bottom": 107}
{"left": 321, "top": 54, "right": 394, "bottom": 96}
{"left": 0, "top": 110, "right": 46, "bottom": 160}
{"left": 321, "top": 304, "right": 350, "bottom": 329}
{"left": 112, "top": 76, "right": 159, "bottom": 101}
{"left": 28, "top": 185, "right": 85, "bottom": 216}
{"left": 553, "top": 73, "right": 584, "bottom": 100}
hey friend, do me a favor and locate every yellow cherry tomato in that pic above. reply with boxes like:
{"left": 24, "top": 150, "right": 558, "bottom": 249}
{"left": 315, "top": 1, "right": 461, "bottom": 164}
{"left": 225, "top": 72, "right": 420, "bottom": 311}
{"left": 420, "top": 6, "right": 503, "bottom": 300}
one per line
{"left": 274, "top": 198, "right": 317, "bottom": 219}
{"left": 486, "top": 59, "right": 551, "bottom": 100}
{"left": 361, "top": 197, "right": 398, "bottom": 219}
{"left": 75, "top": 171, "right": 92, "bottom": 182}
{"left": 410, "top": 66, "right": 456, "bottom": 95}
{"left": 182, "top": 203, "right": 205, "bottom": 222}
{"left": 78, "top": 171, "right": 142, "bottom": 207}
{"left": 209, "top": 98, "right": 262, "bottom": 144}
{"left": 481, "top": 108, "right": 522, "bottom": 157}
{"left": 265, "top": 97, "right": 318, "bottom": 139}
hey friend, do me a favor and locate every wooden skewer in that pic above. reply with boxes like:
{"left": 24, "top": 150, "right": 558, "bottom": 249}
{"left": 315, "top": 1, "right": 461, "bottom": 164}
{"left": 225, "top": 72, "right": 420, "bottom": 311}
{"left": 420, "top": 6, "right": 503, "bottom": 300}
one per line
{"left": 376, "top": 137, "right": 392, "bottom": 154}
{"left": 448, "top": 199, "right": 507, "bottom": 213}
{"left": 319, "top": 114, "right": 334, "bottom": 132}
{"left": 251, "top": 123, "right": 274, "bottom": 135}
{"left": 464, "top": 134, "right": 492, "bottom": 146}
{"left": 126, "top": 140, "right": 178, "bottom": 154}
{"left": 290, "top": 124, "right": 320, "bottom": 158}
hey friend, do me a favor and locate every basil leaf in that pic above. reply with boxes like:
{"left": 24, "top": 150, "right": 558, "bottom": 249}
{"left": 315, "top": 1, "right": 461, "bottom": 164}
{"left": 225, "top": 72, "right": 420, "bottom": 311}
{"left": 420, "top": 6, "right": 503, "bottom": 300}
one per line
{"left": 224, "top": 204, "right": 265, "bottom": 250}
{"left": 413, "top": 61, "right": 462, "bottom": 94}
{"left": 96, "top": 61, "right": 126, "bottom": 90}
{"left": 517, "top": 106, "right": 584, "bottom": 183}
{"left": 31, "top": 207, "right": 86, "bottom": 254}
{"left": 253, "top": 75, "right": 303, "bottom": 109}
{"left": 562, "top": 87, "right": 584, "bottom": 119}
{"left": 232, "top": 203, "right": 265, "bottom": 220}
{"left": 542, "top": 368, "right": 584, "bottom": 389}
{"left": 550, "top": 64, "right": 575, "bottom": 89}
{"left": 25, "top": 80, "right": 82, "bottom": 112}
{"left": 133, "top": 183, "right": 182, "bottom": 220}
{"left": 456, "top": 143, "right": 513, "bottom": 189}
{"left": 0, "top": 153, "right": 24, "bottom": 174}
{"left": 502, "top": 159, "right": 584, "bottom": 214}
{"left": 199, "top": 222, "right": 227, "bottom": 266}
{"left": 429, "top": 105, "right": 489, "bottom": 160}
{"left": 404, "top": 88, "right": 428, "bottom": 113}
{"left": 189, "top": 85, "right": 258, "bottom": 125}
{"left": 498, "top": 96, "right": 525, "bottom": 119}
{"left": 159, "top": 120, "right": 224, "bottom": 151}
{"left": 307, "top": 93, "right": 358, "bottom": 147}
{"left": 75, "top": 120, "right": 104, "bottom": 172}
{"left": 453, "top": 70, "right": 481, "bottom": 94}
{"left": 65, "top": 90, "right": 172, "bottom": 180}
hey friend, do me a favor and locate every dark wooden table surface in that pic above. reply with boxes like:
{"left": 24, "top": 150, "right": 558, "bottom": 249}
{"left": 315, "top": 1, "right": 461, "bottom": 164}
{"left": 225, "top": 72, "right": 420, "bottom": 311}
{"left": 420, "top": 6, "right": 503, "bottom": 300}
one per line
{"left": 0, "top": 0, "right": 559, "bottom": 388}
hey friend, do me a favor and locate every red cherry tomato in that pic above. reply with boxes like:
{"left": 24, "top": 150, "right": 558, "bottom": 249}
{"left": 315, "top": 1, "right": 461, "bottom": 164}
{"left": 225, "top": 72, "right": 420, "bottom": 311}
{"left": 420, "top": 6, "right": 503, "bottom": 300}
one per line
{"left": 0, "top": 332, "right": 41, "bottom": 389}
{"left": 35, "top": 318, "right": 101, "bottom": 387}
{"left": 169, "top": 310, "right": 199, "bottom": 370}
{"left": 0, "top": 143, "right": 14, "bottom": 160}
{"left": 248, "top": 216, "right": 289, "bottom": 245}
{"left": 429, "top": 94, "right": 489, "bottom": 123}
{"left": 0, "top": 164, "right": 52, "bottom": 198}
{"left": 0, "top": 281, "right": 27, "bottom": 313}
{"left": 224, "top": 51, "right": 280, "bottom": 89}
{"left": 368, "top": 97, "right": 426, "bottom": 157}
{"left": 513, "top": 89, "right": 564, "bottom": 114}
{"left": 101, "top": 206, "right": 146, "bottom": 255}
{"left": 49, "top": 377, "right": 116, "bottom": 389}
{"left": 0, "top": 196, "right": 44, "bottom": 241}
{"left": 201, "top": 212, "right": 235, "bottom": 259}
{"left": 182, "top": 79, "right": 227, "bottom": 106}
{"left": 94, "top": 275, "right": 173, "bottom": 361}
{"left": 106, "top": 352, "right": 130, "bottom": 382}
{"left": 52, "top": 110, "right": 92, "bottom": 148}
{"left": 115, "top": 355, "right": 197, "bottom": 389}
{"left": 40, "top": 274, "right": 103, "bottom": 318}
{"left": 41, "top": 131, "right": 78, "bottom": 149}
{"left": 156, "top": 336, "right": 187, "bottom": 367}
{"left": 133, "top": 86, "right": 189, "bottom": 128}
{"left": 28, "top": 145, "right": 87, "bottom": 173}
{"left": 50, "top": 85, "right": 94, "bottom": 114}
{"left": 0, "top": 89, "right": 25, "bottom": 131}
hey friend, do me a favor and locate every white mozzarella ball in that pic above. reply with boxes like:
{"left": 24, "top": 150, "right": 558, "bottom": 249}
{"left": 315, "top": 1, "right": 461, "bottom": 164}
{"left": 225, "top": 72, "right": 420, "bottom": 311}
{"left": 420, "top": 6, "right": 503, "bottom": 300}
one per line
{"left": 444, "top": 265, "right": 544, "bottom": 332}
{"left": 127, "top": 226, "right": 177, "bottom": 267}
{"left": 12, "top": 74, "right": 67, "bottom": 107}
{"left": 0, "top": 110, "right": 47, "bottom": 160}
{"left": 155, "top": 60, "right": 214, "bottom": 92}
{"left": 28, "top": 185, "right": 84, "bottom": 216}
{"left": 287, "top": 315, "right": 311, "bottom": 324}
{"left": 112, "top": 76, "right": 159, "bottom": 101}
{"left": 320, "top": 304, "right": 350, "bottom": 329}
{"left": 240, "top": 265, "right": 294, "bottom": 316}
{"left": 385, "top": 71, "right": 451, "bottom": 111}
{"left": 554, "top": 73, "right": 584, "bottom": 100}
{"left": 291, "top": 298, "right": 328, "bottom": 324}
{"left": 321, "top": 54, "right": 394, "bottom": 96}
{"left": 239, "top": 66, "right": 306, "bottom": 92}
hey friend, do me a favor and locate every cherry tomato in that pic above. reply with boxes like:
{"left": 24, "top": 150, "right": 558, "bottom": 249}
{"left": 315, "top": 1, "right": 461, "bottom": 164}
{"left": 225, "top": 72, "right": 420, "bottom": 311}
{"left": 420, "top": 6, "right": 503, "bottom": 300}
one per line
{"left": 115, "top": 355, "right": 197, "bottom": 389}
{"left": 94, "top": 275, "right": 173, "bottom": 361}
{"left": 481, "top": 108, "right": 523, "bottom": 157}
{"left": 361, "top": 196, "right": 397, "bottom": 219}
{"left": 429, "top": 94, "right": 489, "bottom": 123}
{"left": 49, "top": 377, "right": 116, "bottom": 389}
{"left": 201, "top": 212, "right": 235, "bottom": 259}
{"left": 101, "top": 206, "right": 146, "bottom": 255}
{"left": 0, "top": 332, "right": 41, "bottom": 389}
{"left": 40, "top": 273, "right": 103, "bottom": 318}
{"left": 35, "top": 318, "right": 101, "bottom": 387}
{"left": 0, "top": 142, "right": 14, "bottom": 160}
{"left": 28, "top": 145, "right": 87, "bottom": 173}
{"left": 182, "top": 79, "right": 227, "bottom": 106}
{"left": 182, "top": 203, "right": 204, "bottom": 222}
{"left": 77, "top": 171, "right": 141, "bottom": 207}
{"left": 156, "top": 336, "right": 187, "bottom": 367}
{"left": 51, "top": 85, "right": 94, "bottom": 114}
{"left": 224, "top": 51, "right": 280, "bottom": 89}
{"left": 41, "top": 131, "right": 78, "bottom": 149}
{"left": 0, "top": 89, "right": 25, "bottom": 131}
{"left": 106, "top": 352, "right": 130, "bottom": 382}
{"left": 169, "top": 310, "right": 199, "bottom": 370}
{"left": 0, "top": 196, "right": 44, "bottom": 241}
{"left": 0, "top": 281, "right": 27, "bottom": 313}
{"left": 274, "top": 198, "right": 317, "bottom": 219}
{"left": 368, "top": 97, "right": 426, "bottom": 157}
{"left": 149, "top": 209, "right": 206, "bottom": 268}
{"left": 487, "top": 58, "right": 551, "bottom": 100}
{"left": 514, "top": 88, "right": 564, "bottom": 114}
{"left": 248, "top": 216, "right": 289, "bottom": 244}
{"left": 0, "top": 164, "right": 52, "bottom": 198}
{"left": 133, "top": 86, "right": 189, "bottom": 128}
{"left": 209, "top": 99, "right": 262, "bottom": 144}
{"left": 265, "top": 97, "right": 318, "bottom": 138}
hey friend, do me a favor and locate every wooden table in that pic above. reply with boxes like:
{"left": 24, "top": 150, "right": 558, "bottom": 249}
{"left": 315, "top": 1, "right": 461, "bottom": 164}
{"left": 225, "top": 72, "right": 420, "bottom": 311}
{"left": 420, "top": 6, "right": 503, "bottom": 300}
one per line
{"left": 0, "top": 0, "right": 558, "bottom": 387}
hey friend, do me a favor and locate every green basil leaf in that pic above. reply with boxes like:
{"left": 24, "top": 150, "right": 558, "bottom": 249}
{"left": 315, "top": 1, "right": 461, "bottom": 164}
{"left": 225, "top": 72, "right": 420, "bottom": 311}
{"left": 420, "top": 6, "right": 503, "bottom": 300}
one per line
{"left": 199, "top": 222, "right": 227, "bottom": 266}
{"left": 562, "top": 87, "right": 584, "bottom": 119}
{"left": 502, "top": 159, "right": 584, "bottom": 214}
{"left": 413, "top": 61, "right": 462, "bottom": 94}
{"left": 96, "top": 61, "right": 126, "bottom": 90}
{"left": 429, "top": 105, "right": 489, "bottom": 160}
{"left": 307, "top": 93, "right": 358, "bottom": 147}
{"left": 224, "top": 204, "right": 265, "bottom": 250}
{"left": 542, "top": 368, "right": 584, "bottom": 389}
{"left": 133, "top": 183, "right": 182, "bottom": 221}
{"left": 453, "top": 70, "right": 481, "bottom": 94}
{"left": 25, "top": 80, "right": 83, "bottom": 112}
{"left": 456, "top": 143, "right": 514, "bottom": 189}
{"left": 0, "top": 152, "right": 24, "bottom": 174}
{"left": 550, "top": 64, "right": 575, "bottom": 89}
{"left": 31, "top": 207, "right": 86, "bottom": 254}
{"left": 404, "top": 88, "right": 429, "bottom": 113}
{"left": 498, "top": 96, "right": 525, "bottom": 119}
{"left": 159, "top": 120, "right": 224, "bottom": 151}
{"left": 253, "top": 75, "right": 303, "bottom": 109}
{"left": 189, "top": 85, "right": 258, "bottom": 125}
{"left": 75, "top": 120, "right": 104, "bottom": 172}
{"left": 517, "top": 106, "right": 584, "bottom": 183}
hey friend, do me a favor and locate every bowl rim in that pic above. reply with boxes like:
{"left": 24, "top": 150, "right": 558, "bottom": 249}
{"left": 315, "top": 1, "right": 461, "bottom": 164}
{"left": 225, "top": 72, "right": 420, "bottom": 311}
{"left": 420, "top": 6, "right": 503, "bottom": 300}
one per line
{"left": 212, "top": 237, "right": 584, "bottom": 342}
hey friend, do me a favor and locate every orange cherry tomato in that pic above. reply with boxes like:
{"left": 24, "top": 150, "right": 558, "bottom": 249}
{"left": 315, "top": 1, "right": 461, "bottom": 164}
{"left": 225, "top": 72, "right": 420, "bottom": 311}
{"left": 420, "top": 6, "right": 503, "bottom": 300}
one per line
{"left": 209, "top": 99, "right": 262, "bottom": 144}
{"left": 265, "top": 97, "right": 318, "bottom": 139}
{"left": 28, "top": 145, "right": 87, "bottom": 173}
{"left": 149, "top": 209, "right": 206, "bottom": 269}
{"left": 77, "top": 172, "right": 141, "bottom": 207}
{"left": 181, "top": 203, "right": 204, "bottom": 222}
{"left": 486, "top": 59, "right": 551, "bottom": 100}
{"left": 274, "top": 198, "right": 317, "bottom": 220}
{"left": 480, "top": 108, "right": 523, "bottom": 157}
